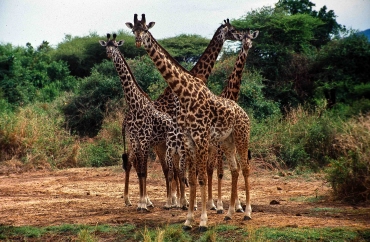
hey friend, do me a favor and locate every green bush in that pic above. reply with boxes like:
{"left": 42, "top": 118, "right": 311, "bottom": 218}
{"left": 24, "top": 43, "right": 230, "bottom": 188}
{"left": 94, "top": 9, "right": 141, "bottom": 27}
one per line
{"left": 79, "top": 139, "right": 121, "bottom": 167}
{"left": 325, "top": 114, "right": 370, "bottom": 202}
{"left": 53, "top": 31, "right": 145, "bottom": 78}
{"left": 0, "top": 42, "right": 77, "bottom": 107}
{"left": 126, "top": 55, "right": 163, "bottom": 93}
{"left": 0, "top": 100, "right": 77, "bottom": 167}
{"left": 63, "top": 63, "right": 123, "bottom": 137}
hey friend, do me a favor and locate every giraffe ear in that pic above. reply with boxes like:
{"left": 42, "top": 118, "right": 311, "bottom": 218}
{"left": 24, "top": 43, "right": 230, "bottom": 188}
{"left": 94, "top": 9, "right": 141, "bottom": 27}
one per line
{"left": 125, "top": 22, "right": 134, "bottom": 29}
{"left": 99, "top": 40, "right": 107, "bottom": 46}
{"left": 231, "top": 32, "right": 244, "bottom": 41}
{"left": 252, "top": 30, "right": 259, "bottom": 39}
{"left": 147, "top": 22, "right": 155, "bottom": 29}
{"left": 117, "top": 40, "right": 124, "bottom": 46}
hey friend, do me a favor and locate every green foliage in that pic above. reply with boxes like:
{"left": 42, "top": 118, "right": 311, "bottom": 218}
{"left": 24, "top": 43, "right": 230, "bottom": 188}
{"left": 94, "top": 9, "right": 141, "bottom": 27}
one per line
{"left": 159, "top": 34, "right": 210, "bottom": 63}
{"left": 126, "top": 55, "right": 164, "bottom": 93}
{"left": 261, "top": 227, "right": 360, "bottom": 242}
{"left": 239, "top": 70, "right": 281, "bottom": 119}
{"left": 79, "top": 138, "right": 122, "bottom": 167}
{"left": 53, "top": 31, "right": 146, "bottom": 77}
{"left": 276, "top": 0, "right": 346, "bottom": 47}
{"left": 0, "top": 100, "right": 77, "bottom": 168}
{"left": 251, "top": 105, "right": 339, "bottom": 169}
{"left": 312, "top": 33, "right": 370, "bottom": 105}
{"left": 0, "top": 42, "right": 76, "bottom": 106}
{"left": 231, "top": 7, "right": 322, "bottom": 108}
{"left": 208, "top": 55, "right": 280, "bottom": 120}
{"left": 325, "top": 114, "right": 370, "bottom": 202}
{"left": 63, "top": 63, "right": 123, "bottom": 137}
{"left": 230, "top": 2, "right": 348, "bottom": 110}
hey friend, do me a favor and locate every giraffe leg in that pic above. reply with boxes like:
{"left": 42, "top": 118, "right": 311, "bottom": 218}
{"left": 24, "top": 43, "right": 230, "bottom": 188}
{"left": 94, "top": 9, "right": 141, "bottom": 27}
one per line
{"left": 216, "top": 147, "right": 224, "bottom": 214}
{"left": 197, "top": 146, "right": 209, "bottom": 231}
{"left": 137, "top": 175, "right": 149, "bottom": 212}
{"left": 221, "top": 136, "right": 238, "bottom": 221}
{"left": 183, "top": 169, "right": 196, "bottom": 230}
{"left": 235, "top": 118, "right": 252, "bottom": 220}
{"left": 183, "top": 136, "right": 196, "bottom": 230}
{"left": 240, "top": 156, "right": 252, "bottom": 220}
{"left": 171, "top": 176, "right": 178, "bottom": 207}
{"left": 207, "top": 153, "right": 216, "bottom": 211}
{"left": 122, "top": 152, "right": 132, "bottom": 206}
{"left": 137, "top": 147, "right": 150, "bottom": 212}
{"left": 235, "top": 162, "right": 244, "bottom": 213}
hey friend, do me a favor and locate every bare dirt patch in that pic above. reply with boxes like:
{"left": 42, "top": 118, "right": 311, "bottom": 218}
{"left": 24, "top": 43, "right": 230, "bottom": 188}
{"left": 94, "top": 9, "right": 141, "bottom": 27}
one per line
{"left": 0, "top": 162, "right": 369, "bottom": 229}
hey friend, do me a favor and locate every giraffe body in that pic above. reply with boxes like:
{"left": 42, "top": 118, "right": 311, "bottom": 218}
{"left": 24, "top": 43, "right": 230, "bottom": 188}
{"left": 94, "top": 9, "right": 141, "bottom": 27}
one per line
{"left": 151, "top": 18, "right": 243, "bottom": 211}
{"left": 127, "top": 15, "right": 252, "bottom": 230}
{"left": 99, "top": 34, "right": 185, "bottom": 210}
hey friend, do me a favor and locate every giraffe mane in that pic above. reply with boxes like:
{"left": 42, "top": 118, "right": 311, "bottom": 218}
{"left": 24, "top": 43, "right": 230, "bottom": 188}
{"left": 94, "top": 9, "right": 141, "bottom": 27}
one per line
{"left": 147, "top": 32, "right": 195, "bottom": 77}
{"left": 118, "top": 51, "right": 151, "bottom": 101}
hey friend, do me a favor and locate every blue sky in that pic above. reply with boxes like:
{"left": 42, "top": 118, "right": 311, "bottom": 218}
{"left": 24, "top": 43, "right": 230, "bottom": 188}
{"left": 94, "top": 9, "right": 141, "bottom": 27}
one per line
{"left": 0, "top": 0, "right": 369, "bottom": 47}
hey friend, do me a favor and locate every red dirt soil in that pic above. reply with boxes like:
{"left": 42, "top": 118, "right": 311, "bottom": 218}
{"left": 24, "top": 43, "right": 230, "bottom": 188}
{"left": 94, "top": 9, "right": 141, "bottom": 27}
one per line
{"left": 0, "top": 162, "right": 369, "bottom": 229}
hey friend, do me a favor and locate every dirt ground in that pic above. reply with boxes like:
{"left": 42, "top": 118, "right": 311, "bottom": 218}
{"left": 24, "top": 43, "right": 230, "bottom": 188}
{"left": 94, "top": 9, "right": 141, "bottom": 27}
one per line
{"left": 0, "top": 161, "right": 369, "bottom": 230}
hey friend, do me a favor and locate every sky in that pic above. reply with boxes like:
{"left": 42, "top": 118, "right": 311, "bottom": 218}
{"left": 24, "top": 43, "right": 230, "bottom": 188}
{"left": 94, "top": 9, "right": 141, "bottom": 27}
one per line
{"left": 0, "top": 0, "right": 369, "bottom": 48}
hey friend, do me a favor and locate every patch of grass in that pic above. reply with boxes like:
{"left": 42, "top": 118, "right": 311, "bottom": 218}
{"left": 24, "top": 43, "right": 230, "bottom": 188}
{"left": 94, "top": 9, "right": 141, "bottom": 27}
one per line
{"left": 0, "top": 226, "right": 44, "bottom": 239}
{"left": 310, "top": 207, "right": 343, "bottom": 213}
{"left": 289, "top": 195, "right": 325, "bottom": 203}
{"left": 0, "top": 224, "right": 369, "bottom": 241}
{"left": 259, "top": 227, "right": 363, "bottom": 242}
{"left": 77, "top": 228, "right": 98, "bottom": 242}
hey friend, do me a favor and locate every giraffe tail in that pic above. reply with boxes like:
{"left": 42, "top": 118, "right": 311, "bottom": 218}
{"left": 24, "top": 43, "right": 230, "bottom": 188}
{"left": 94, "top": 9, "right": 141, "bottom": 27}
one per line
{"left": 122, "top": 153, "right": 129, "bottom": 171}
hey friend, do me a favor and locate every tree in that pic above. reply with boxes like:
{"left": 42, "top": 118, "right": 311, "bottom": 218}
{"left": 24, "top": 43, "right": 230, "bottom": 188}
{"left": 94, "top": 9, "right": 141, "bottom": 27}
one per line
{"left": 276, "top": 0, "right": 346, "bottom": 47}
{"left": 312, "top": 33, "right": 370, "bottom": 109}
{"left": 158, "top": 34, "right": 210, "bottom": 63}
{"left": 0, "top": 42, "right": 76, "bottom": 106}
{"left": 231, "top": 6, "right": 322, "bottom": 108}
{"left": 52, "top": 30, "right": 146, "bottom": 77}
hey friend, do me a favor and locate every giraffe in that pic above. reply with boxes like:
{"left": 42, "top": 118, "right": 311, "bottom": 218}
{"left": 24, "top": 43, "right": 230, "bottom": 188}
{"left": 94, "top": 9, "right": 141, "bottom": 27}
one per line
{"left": 151, "top": 18, "right": 243, "bottom": 211}
{"left": 99, "top": 33, "right": 185, "bottom": 211}
{"left": 210, "top": 29, "right": 259, "bottom": 214}
{"left": 126, "top": 14, "right": 252, "bottom": 231}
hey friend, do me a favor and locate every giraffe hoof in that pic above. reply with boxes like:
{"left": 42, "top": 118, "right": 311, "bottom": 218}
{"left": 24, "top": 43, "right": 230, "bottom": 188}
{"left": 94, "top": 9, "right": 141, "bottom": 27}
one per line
{"left": 163, "top": 206, "right": 171, "bottom": 210}
{"left": 137, "top": 207, "right": 149, "bottom": 213}
{"left": 182, "top": 225, "right": 192, "bottom": 231}
{"left": 199, "top": 226, "right": 208, "bottom": 232}
{"left": 217, "top": 210, "right": 224, "bottom": 214}
{"left": 224, "top": 216, "right": 232, "bottom": 221}
{"left": 147, "top": 204, "right": 154, "bottom": 208}
{"left": 243, "top": 216, "right": 252, "bottom": 221}
{"left": 236, "top": 208, "right": 244, "bottom": 213}
{"left": 181, "top": 206, "right": 188, "bottom": 211}
{"left": 210, "top": 206, "right": 216, "bottom": 211}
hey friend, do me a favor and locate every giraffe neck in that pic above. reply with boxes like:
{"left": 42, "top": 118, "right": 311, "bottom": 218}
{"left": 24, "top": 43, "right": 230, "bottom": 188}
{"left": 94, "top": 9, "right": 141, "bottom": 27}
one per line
{"left": 190, "top": 25, "right": 225, "bottom": 83}
{"left": 143, "top": 32, "right": 199, "bottom": 98}
{"left": 111, "top": 48, "right": 151, "bottom": 109}
{"left": 220, "top": 46, "right": 250, "bottom": 101}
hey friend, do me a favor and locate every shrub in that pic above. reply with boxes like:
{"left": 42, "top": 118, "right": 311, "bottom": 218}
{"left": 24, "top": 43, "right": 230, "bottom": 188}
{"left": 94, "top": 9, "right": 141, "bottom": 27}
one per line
{"left": 0, "top": 99, "right": 78, "bottom": 171}
{"left": 63, "top": 64, "right": 123, "bottom": 137}
{"left": 326, "top": 114, "right": 370, "bottom": 202}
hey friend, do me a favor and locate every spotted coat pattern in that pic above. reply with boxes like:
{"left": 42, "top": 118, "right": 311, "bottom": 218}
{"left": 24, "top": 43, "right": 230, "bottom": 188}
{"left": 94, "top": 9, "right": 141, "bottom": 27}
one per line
{"left": 99, "top": 34, "right": 185, "bottom": 211}
{"left": 126, "top": 14, "right": 252, "bottom": 230}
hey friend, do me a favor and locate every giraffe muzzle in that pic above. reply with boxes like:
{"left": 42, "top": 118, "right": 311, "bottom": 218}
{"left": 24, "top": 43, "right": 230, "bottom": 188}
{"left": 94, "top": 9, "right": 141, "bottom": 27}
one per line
{"left": 135, "top": 42, "right": 142, "bottom": 48}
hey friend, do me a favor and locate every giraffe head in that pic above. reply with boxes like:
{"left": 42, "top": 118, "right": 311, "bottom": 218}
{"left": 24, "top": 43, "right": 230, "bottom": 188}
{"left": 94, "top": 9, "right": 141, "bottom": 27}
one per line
{"left": 222, "top": 19, "right": 239, "bottom": 41}
{"left": 232, "top": 29, "right": 259, "bottom": 50}
{"left": 126, "top": 14, "right": 155, "bottom": 48}
{"left": 99, "top": 33, "right": 124, "bottom": 58}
